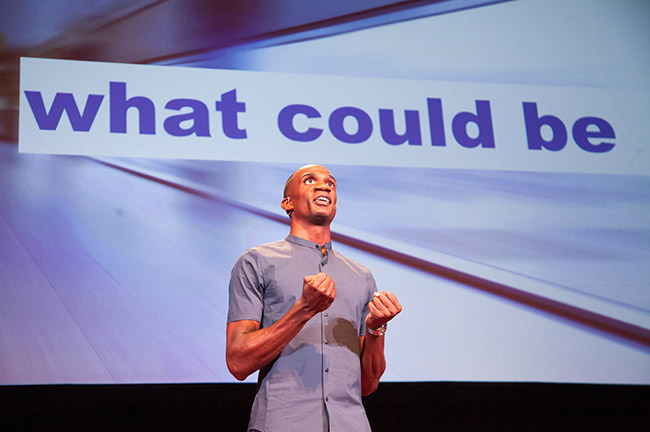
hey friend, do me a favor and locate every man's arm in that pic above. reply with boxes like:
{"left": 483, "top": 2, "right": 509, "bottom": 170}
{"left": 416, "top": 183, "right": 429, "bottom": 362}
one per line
{"left": 226, "top": 272, "right": 335, "bottom": 381}
{"left": 360, "top": 291, "right": 402, "bottom": 396}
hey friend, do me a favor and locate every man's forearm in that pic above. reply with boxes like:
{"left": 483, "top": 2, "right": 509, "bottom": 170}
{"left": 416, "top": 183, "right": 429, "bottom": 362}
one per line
{"left": 227, "top": 272, "right": 337, "bottom": 380}
{"left": 360, "top": 333, "right": 386, "bottom": 396}
{"left": 226, "top": 300, "right": 315, "bottom": 381}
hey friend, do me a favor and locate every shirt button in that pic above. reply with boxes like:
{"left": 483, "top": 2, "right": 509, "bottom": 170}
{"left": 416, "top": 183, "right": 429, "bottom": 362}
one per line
{"left": 324, "top": 340, "right": 329, "bottom": 345}
{"left": 324, "top": 312, "right": 329, "bottom": 317}
{"left": 325, "top": 368, "right": 329, "bottom": 373}
{"left": 325, "top": 397, "right": 329, "bottom": 402}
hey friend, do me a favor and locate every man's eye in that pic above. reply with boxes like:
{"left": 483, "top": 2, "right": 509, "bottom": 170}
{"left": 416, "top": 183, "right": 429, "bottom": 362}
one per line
{"left": 327, "top": 181, "right": 335, "bottom": 187}
{"left": 305, "top": 178, "right": 315, "bottom": 184}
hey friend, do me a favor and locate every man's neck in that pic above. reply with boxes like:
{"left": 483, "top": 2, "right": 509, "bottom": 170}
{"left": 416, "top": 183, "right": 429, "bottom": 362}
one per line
{"left": 289, "top": 221, "right": 331, "bottom": 245}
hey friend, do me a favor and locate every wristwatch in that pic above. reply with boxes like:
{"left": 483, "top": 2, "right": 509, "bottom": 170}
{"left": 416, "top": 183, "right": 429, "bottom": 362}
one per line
{"left": 366, "top": 323, "right": 387, "bottom": 336}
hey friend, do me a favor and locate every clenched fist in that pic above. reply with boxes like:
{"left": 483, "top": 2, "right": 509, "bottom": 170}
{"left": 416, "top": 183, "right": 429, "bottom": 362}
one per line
{"left": 300, "top": 272, "right": 336, "bottom": 315}
{"left": 365, "top": 291, "right": 402, "bottom": 330}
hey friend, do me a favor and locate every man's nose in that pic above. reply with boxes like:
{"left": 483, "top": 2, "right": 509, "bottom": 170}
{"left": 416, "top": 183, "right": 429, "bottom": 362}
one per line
{"left": 314, "top": 180, "right": 331, "bottom": 190}
{"left": 314, "top": 182, "right": 331, "bottom": 191}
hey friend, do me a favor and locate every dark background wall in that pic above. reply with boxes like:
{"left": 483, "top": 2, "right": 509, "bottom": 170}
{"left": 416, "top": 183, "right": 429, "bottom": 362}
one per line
{"left": 2, "top": 382, "right": 649, "bottom": 431}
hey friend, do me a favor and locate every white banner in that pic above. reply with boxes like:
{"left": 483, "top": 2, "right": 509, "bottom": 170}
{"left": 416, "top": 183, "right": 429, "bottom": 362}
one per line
{"left": 19, "top": 57, "right": 650, "bottom": 175}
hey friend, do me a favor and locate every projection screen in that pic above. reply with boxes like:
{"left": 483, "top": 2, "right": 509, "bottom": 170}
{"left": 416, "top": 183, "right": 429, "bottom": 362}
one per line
{"left": 2, "top": 0, "right": 649, "bottom": 385}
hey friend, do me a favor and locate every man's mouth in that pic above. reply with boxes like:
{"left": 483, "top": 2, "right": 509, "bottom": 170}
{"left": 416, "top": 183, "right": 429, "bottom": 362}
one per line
{"left": 314, "top": 195, "right": 331, "bottom": 205}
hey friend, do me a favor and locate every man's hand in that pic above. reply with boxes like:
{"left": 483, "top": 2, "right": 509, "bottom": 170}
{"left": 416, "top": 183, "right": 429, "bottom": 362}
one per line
{"left": 365, "top": 291, "right": 402, "bottom": 330}
{"left": 300, "top": 272, "right": 336, "bottom": 315}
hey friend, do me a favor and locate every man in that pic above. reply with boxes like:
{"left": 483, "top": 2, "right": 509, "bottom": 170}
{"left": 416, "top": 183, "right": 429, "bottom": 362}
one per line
{"left": 226, "top": 164, "right": 402, "bottom": 431}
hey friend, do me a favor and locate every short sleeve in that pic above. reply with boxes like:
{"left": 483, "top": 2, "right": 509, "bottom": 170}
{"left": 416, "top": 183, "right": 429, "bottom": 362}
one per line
{"left": 227, "top": 249, "right": 265, "bottom": 323}
{"left": 359, "top": 269, "right": 378, "bottom": 336}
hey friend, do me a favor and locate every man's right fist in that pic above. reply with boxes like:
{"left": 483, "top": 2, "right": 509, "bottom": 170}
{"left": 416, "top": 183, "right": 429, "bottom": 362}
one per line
{"left": 301, "top": 272, "right": 336, "bottom": 315}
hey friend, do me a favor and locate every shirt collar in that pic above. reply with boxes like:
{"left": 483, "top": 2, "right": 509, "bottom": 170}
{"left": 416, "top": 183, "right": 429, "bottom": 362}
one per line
{"left": 285, "top": 234, "right": 332, "bottom": 251}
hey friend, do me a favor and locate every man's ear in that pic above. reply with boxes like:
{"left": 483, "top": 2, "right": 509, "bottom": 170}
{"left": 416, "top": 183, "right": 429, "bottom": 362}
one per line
{"left": 281, "top": 197, "right": 293, "bottom": 216}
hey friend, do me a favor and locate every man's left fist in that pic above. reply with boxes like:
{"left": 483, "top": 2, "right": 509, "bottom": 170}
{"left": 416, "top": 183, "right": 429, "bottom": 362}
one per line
{"left": 366, "top": 291, "right": 402, "bottom": 330}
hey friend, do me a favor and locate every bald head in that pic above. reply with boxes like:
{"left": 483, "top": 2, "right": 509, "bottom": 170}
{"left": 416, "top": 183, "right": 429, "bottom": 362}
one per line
{"left": 281, "top": 164, "right": 337, "bottom": 220}
{"left": 283, "top": 164, "right": 334, "bottom": 198}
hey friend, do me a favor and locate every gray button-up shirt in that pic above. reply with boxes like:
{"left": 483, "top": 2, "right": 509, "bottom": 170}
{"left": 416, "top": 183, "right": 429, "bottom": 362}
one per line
{"left": 228, "top": 235, "right": 376, "bottom": 432}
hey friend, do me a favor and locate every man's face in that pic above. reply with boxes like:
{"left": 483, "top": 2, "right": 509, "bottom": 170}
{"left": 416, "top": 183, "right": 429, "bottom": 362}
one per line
{"left": 282, "top": 165, "right": 337, "bottom": 226}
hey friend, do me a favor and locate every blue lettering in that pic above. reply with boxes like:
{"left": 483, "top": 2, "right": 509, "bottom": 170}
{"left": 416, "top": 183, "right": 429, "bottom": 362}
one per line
{"left": 572, "top": 117, "right": 615, "bottom": 153}
{"left": 329, "top": 107, "right": 372, "bottom": 144}
{"left": 110, "top": 82, "right": 155, "bottom": 134}
{"left": 278, "top": 104, "right": 323, "bottom": 142}
{"left": 523, "top": 102, "right": 567, "bottom": 151}
{"left": 164, "top": 99, "right": 210, "bottom": 137}
{"left": 24, "top": 91, "right": 103, "bottom": 132}
{"left": 215, "top": 89, "right": 247, "bottom": 139}
{"left": 427, "top": 98, "right": 446, "bottom": 147}
{"left": 379, "top": 109, "right": 422, "bottom": 145}
{"left": 452, "top": 100, "right": 495, "bottom": 148}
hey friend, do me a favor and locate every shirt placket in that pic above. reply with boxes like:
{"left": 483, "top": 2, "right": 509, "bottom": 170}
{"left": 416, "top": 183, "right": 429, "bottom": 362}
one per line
{"left": 315, "top": 243, "right": 332, "bottom": 411}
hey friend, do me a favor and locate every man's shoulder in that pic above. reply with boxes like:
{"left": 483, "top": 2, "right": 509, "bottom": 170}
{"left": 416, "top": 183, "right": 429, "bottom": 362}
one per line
{"left": 239, "top": 238, "right": 292, "bottom": 260}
